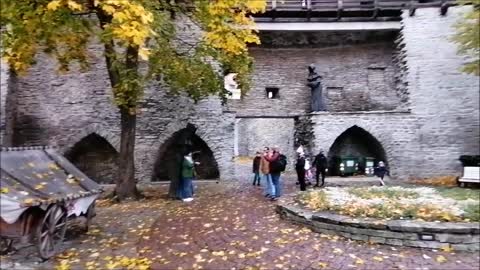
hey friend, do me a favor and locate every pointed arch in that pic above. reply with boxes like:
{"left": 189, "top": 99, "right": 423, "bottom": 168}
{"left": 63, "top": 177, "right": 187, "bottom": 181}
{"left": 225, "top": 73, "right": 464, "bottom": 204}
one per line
{"left": 64, "top": 133, "right": 119, "bottom": 184}
{"left": 62, "top": 123, "right": 120, "bottom": 154}
{"left": 151, "top": 126, "right": 220, "bottom": 181}
{"left": 327, "top": 125, "right": 387, "bottom": 176}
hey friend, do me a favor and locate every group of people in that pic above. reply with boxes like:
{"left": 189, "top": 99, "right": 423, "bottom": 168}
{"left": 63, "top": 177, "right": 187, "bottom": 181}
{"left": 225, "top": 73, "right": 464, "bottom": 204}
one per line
{"left": 254, "top": 146, "right": 390, "bottom": 193}
{"left": 252, "top": 146, "right": 288, "bottom": 201}
{"left": 295, "top": 149, "right": 328, "bottom": 191}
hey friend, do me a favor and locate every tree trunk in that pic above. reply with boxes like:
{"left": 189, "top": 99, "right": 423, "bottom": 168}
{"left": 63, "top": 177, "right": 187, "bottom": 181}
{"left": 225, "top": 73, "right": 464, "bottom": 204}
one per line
{"left": 114, "top": 107, "right": 139, "bottom": 200}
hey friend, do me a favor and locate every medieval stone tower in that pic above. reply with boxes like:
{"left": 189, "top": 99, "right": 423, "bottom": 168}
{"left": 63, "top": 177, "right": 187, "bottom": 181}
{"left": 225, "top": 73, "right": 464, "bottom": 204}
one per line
{"left": 1, "top": 1, "right": 479, "bottom": 183}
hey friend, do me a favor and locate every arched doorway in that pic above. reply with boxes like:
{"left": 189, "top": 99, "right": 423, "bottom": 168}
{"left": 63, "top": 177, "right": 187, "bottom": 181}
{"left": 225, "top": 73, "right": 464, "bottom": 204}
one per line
{"left": 65, "top": 133, "right": 119, "bottom": 184}
{"left": 152, "top": 130, "right": 220, "bottom": 181}
{"left": 327, "top": 126, "right": 387, "bottom": 176}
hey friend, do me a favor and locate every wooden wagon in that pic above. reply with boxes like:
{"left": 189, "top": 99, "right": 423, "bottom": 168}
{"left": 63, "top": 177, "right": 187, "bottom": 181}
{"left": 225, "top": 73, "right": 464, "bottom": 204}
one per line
{"left": 0, "top": 147, "right": 102, "bottom": 260}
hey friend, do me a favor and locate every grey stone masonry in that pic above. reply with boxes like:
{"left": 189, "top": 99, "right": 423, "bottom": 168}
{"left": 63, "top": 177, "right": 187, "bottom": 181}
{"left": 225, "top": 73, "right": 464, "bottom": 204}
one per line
{"left": 310, "top": 110, "right": 417, "bottom": 179}
{"left": 2, "top": 6, "right": 479, "bottom": 183}
{"left": 236, "top": 117, "right": 295, "bottom": 167}
{"left": 277, "top": 203, "right": 480, "bottom": 251}
{"left": 400, "top": 7, "right": 480, "bottom": 177}
{"left": 227, "top": 40, "right": 403, "bottom": 114}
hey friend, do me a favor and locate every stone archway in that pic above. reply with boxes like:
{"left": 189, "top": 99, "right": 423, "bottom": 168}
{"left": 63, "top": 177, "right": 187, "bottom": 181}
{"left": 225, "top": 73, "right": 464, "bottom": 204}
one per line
{"left": 327, "top": 125, "right": 387, "bottom": 176}
{"left": 65, "top": 133, "right": 119, "bottom": 184}
{"left": 152, "top": 129, "right": 220, "bottom": 181}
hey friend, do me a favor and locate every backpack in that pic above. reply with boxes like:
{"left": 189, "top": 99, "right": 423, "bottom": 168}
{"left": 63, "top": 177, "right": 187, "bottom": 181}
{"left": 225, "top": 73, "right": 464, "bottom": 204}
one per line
{"left": 271, "top": 154, "right": 287, "bottom": 173}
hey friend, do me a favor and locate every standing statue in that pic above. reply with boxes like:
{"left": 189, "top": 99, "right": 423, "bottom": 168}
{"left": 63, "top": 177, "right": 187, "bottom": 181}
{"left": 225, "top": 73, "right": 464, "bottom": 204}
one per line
{"left": 307, "top": 64, "right": 326, "bottom": 112}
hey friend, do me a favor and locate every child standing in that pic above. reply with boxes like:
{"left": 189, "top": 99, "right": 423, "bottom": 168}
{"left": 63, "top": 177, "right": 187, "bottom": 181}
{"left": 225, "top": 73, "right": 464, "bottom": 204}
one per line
{"left": 374, "top": 161, "right": 389, "bottom": 186}
{"left": 252, "top": 152, "right": 261, "bottom": 186}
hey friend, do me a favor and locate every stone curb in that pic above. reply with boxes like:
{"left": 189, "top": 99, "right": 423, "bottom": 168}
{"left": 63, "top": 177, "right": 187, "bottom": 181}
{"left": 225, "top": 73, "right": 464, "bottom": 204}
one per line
{"left": 276, "top": 203, "right": 480, "bottom": 251}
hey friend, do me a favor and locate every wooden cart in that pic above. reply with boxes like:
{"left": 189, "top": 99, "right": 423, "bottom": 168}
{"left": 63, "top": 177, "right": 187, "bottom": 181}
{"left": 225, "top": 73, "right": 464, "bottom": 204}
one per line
{"left": 0, "top": 147, "right": 102, "bottom": 260}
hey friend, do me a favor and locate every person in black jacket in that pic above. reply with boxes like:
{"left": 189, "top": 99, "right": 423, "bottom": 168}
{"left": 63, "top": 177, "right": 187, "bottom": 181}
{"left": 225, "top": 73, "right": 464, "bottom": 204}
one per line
{"left": 313, "top": 150, "right": 328, "bottom": 187}
{"left": 374, "top": 161, "right": 389, "bottom": 186}
{"left": 252, "top": 152, "right": 261, "bottom": 186}
{"left": 295, "top": 153, "right": 307, "bottom": 191}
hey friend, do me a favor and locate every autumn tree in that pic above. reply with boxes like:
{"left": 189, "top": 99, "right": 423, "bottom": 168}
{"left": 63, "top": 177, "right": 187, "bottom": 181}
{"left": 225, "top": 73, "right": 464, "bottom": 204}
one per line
{"left": 1, "top": 0, "right": 266, "bottom": 200}
{"left": 453, "top": 0, "right": 479, "bottom": 75}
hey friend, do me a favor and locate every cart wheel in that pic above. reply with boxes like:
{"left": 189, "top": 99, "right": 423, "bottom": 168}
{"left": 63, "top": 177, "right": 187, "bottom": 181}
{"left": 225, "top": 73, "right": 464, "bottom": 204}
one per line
{"left": 0, "top": 238, "right": 13, "bottom": 255}
{"left": 36, "top": 204, "right": 67, "bottom": 260}
{"left": 85, "top": 203, "right": 96, "bottom": 232}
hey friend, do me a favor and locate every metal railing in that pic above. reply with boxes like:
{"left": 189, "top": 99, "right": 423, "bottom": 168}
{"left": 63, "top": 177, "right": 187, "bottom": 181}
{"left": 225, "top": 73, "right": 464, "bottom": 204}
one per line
{"left": 265, "top": 0, "right": 455, "bottom": 11}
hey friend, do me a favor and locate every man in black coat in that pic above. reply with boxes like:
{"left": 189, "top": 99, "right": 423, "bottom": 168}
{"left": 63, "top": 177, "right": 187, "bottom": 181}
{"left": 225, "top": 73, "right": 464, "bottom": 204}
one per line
{"left": 313, "top": 150, "right": 328, "bottom": 187}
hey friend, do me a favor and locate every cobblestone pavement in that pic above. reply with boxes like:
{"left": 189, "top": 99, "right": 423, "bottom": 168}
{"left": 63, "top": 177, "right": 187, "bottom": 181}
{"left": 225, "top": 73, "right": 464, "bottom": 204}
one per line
{"left": 140, "top": 177, "right": 480, "bottom": 270}
{"left": 1, "top": 173, "right": 479, "bottom": 270}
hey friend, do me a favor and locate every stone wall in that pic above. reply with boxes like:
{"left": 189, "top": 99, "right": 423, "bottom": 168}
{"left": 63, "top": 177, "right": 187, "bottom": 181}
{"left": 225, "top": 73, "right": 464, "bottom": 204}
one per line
{"left": 0, "top": 61, "right": 15, "bottom": 146}
{"left": 310, "top": 111, "right": 417, "bottom": 178}
{"left": 5, "top": 47, "right": 235, "bottom": 182}
{"left": 400, "top": 7, "right": 480, "bottom": 177}
{"left": 236, "top": 117, "right": 295, "bottom": 167}
{"left": 3, "top": 6, "right": 479, "bottom": 182}
{"left": 227, "top": 31, "right": 404, "bottom": 115}
{"left": 292, "top": 6, "right": 480, "bottom": 179}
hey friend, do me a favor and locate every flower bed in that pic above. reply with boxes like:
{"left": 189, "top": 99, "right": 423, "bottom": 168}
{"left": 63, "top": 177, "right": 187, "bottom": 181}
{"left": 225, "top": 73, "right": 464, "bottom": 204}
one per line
{"left": 297, "top": 186, "right": 480, "bottom": 222}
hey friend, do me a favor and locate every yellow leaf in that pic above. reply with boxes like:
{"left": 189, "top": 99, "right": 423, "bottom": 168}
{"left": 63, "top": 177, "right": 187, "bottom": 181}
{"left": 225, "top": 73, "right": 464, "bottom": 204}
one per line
{"left": 355, "top": 258, "right": 365, "bottom": 265}
{"left": 441, "top": 245, "right": 454, "bottom": 252}
{"left": 23, "top": 198, "right": 35, "bottom": 204}
{"left": 34, "top": 184, "right": 45, "bottom": 190}
{"left": 138, "top": 47, "right": 150, "bottom": 61}
{"left": 436, "top": 255, "right": 447, "bottom": 263}
{"left": 318, "top": 262, "right": 328, "bottom": 268}
{"left": 67, "top": 0, "right": 82, "bottom": 11}
{"left": 89, "top": 252, "right": 100, "bottom": 258}
{"left": 333, "top": 248, "right": 343, "bottom": 254}
{"left": 55, "top": 261, "right": 70, "bottom": 270}
{"left": 212, "top": 251, "right": 225, "bottom": 256}
{"left": 373, "top": 256, "right": 384, "bottom": 262}
{"left": 0, "top": 187, "right": 9, "bottom": 193}
{"left": 47, "top": 0, "right": 62, "bottom": 11}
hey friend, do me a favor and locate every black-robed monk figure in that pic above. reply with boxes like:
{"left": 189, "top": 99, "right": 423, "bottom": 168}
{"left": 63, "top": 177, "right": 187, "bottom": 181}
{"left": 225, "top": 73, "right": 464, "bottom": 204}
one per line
{"left": 307, "top": 64, "right": 326, "bottom": 112}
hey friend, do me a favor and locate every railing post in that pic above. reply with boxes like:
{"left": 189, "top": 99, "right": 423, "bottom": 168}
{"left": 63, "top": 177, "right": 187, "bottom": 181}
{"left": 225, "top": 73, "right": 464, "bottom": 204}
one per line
{"left": 272, "top": 0, "right": 277, "bottom": 10}
{"left": 337, "top": 0, "right": 344, "bottom": 20}
{"left": 409, "top": 0, "right": 417, "bottom": 16}
{"left": 373, "top": 0, "right": 379, "bottom": 18}
{"left": 307, "top": 0, "right": 312, "bottom": 10}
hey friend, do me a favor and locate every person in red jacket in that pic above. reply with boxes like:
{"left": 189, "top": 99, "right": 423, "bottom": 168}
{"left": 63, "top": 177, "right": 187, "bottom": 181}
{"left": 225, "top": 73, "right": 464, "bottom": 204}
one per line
{"left": 265, "top": 146, "right": 287, "bottom": 201}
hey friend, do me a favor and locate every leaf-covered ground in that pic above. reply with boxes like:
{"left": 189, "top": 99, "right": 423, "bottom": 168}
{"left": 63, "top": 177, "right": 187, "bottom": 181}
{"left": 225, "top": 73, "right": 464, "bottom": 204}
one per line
{"left": 1, "top": 177, "right": 479, "bottom": 270}
{"left": 297, "top": 186, "right": 480, "bottom": 222}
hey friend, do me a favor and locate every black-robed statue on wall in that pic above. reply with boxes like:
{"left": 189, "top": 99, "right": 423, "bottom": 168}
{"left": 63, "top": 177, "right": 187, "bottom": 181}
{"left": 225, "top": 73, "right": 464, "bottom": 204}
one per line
{"left": 307, "top": 64, "right": 326, "bottom": 112}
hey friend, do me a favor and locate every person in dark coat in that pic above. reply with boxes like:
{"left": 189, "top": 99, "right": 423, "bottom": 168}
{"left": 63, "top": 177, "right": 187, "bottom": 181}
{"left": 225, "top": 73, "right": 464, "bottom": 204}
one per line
{"left": 295, "top": 153, "right": 307, "bottom": 191}
{"left": 374, "top": 161, "right": 389, "bottom": 186}
{"left": 313, "top": 150, "right": 328, "bottom": 187}
{"left": 252, "top": 152, "right": 261, "bottom": 186}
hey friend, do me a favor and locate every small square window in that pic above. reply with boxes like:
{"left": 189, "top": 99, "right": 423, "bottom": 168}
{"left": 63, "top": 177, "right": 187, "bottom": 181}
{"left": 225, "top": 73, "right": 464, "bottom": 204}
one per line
{"left": 265, "top": 87, "right": 279, "bottom": 99}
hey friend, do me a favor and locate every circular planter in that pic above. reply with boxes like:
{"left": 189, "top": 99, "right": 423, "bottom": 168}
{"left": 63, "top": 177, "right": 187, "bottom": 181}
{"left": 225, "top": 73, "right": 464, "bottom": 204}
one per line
{"left": 276, "top": 203, "right": 480, "bottom": 251}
